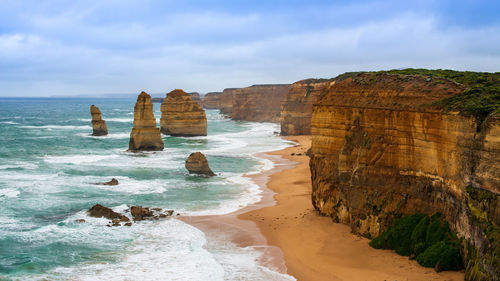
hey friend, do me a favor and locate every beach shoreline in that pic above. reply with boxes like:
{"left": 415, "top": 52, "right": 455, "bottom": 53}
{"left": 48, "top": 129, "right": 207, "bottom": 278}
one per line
{"left": 183, "top": 135, "right": 465, "bottom": 281}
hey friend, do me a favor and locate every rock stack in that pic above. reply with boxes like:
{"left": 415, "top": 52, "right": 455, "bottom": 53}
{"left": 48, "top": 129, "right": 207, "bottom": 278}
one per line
{"left": 202, "top": 92, "right": 222, "bottom": 109}
{"left": 185, "top": 152, "right": 215, "bottom": 176}
{"left": 128, "top": 91, "right": 164, "bottom": 151}
{"left": 90, "top": 105, "right": 108, "bottom": 136}
{"left": 160, "top": 89, "right": 207, "bottom": 136}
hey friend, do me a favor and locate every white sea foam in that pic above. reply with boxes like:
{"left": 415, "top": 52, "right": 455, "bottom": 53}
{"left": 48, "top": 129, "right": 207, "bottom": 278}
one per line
{"left": 76, "top": 132, "right": 130, "bottom": 139}
{"left": 0, "top": 188, "right": 20, "bottom": 198}
{"left": 30, "top": 219, "right": 225, "bottom": 281}
{"left": 19, "top": 125, "right": 92, "bottom": 130}
{"left": 44, "top": 154, "right": 119, "bottom": 164}
{"left": 0, "top": 162, "right": 38, "bottom": 170}
{"left": 92, "top": 176, "right": 168, "bottom": 194}
{"left": 0, "top": 121, "right": 19, "bottom": 125}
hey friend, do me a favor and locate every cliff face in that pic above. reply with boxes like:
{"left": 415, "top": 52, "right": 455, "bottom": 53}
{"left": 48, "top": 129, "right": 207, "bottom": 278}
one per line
{"left": 280, "top": 79, "right": 333, "bottom": 135}
{"left": 160, "top": 89, "right": 207, "bottom": 136}
{"left": 188, "top": 92, "right": 203, "bottom": 107}
{"left": 90, "top": 105, "right": 108, "bottom": 136}
{"left": 309, "top": 73, "right": 500, "bottom": 279}
{"left": 228, "top": 84, "right": 291, "bottom": 122}
{"left": 220, "top": 88, "right": 239, "bottom": 115}
{"left": 129, "top": 91, "right": 164, "bottom": 151}
{"left": 202, "top": 92, "right": 222, "bottom": 109}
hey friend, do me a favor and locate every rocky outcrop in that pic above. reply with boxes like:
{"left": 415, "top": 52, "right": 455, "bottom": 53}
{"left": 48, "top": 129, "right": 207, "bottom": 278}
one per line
{"left": 128, "top": 91, "right": 164, "bottom": 151}
{"left": 185, "top": 152, "right": 215, "bottom": 176}
{"left": 160, "top": 89, "right": 207, "bottom": 136}
{"left": 280, "top": 79, "right": 333, "bottom": 135}
{"left": 202, "top": 92, "right": 222, "bottom": 109}
{"left": 309, "top": 72, "right": 500, "bottom": 280}
{"left": 96, "top": 178, "right": 119, "bottom": 186}
{"left": 220, "top": 88, "right": 239, "bottom": 115}
{"left": 189, "top": 92, "right": 203, "bottom": 107}
{"left": 90, "top": 105, "right": 108, "bottom": 136}
{"left": 88, "top": 204, "right": 130, "bottom": 222}
{"left": 87, "top": 204, "right": 176, "bottom": 226}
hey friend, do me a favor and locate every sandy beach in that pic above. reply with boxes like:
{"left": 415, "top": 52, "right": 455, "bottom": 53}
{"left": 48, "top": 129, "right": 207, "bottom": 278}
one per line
{"left": 238, "top": 135, "right": 465, "bottom": 281}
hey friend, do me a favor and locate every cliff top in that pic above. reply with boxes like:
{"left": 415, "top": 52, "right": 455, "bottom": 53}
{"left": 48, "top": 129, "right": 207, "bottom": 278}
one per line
{"left": 325, "top": 69, "right": 500, "bottom": 124}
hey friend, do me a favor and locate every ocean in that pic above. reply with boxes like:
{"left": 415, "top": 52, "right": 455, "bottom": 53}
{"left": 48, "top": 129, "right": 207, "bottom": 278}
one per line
{"left": 0, "top": 98, "right": 295, "bottom": 280}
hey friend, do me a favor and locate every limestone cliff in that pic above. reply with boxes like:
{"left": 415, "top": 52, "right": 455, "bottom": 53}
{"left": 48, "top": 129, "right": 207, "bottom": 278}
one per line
{"left": 188, "top": 92, "right": 203, "bottom": 107}
{"left": 220, "top": 88, "right": 239, "bottom": 115}
{"left": 160, "top": 89, "right": 207, "bottom": 136}
{"left": 309, "top": 72, "right": 500, "bottom": 280}
{"left": 90, "top": 105, "right": 108, "bottom": 136}
{"left": 202, "top": 92, "right": 222, "bottom": 109}
{"left": 128, "top": 91, "right": 164, "bottom": 151}
{"left": 230, "top": 84, "right": 291, "bottom": 122}
{"left": 280, "top": 79, "right": 333, "bottom": 135}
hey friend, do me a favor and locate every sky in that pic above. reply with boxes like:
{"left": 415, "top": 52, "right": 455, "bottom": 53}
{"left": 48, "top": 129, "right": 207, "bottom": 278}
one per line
{"left": 0, "top": 0, "right": 499, "bottom": 97}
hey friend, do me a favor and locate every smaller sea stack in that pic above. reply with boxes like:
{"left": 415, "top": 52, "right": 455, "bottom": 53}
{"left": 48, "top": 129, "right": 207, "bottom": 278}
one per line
{"left": 185, "top": 152, "right": 216, "bottom": 176}
{"left": 128, "top": 91, "right": 164, "bottom": 151}
{"left": 90, "top": 105, "right": 108, "bottom": 136}
{"left": 160, "top": 89, "right": 207, "bottom": 136}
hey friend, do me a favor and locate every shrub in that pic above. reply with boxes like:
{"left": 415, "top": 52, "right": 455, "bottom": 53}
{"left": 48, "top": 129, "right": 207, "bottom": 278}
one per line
{"left": 370, "top": 213, "right": 463, "bottom": 270}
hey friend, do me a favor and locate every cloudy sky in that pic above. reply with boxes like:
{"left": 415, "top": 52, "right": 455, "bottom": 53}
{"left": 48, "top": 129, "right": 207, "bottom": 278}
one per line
{"left": 1, "top": 0, "right": 499, "bottom": 97}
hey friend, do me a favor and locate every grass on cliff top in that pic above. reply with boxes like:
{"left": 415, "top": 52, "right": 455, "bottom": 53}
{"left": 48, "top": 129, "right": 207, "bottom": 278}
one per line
{"left": 369, "top": 213, "right": 462, "bottom": 271}
{"left": 334, "top": 69, "right": 500, "bottom": 125}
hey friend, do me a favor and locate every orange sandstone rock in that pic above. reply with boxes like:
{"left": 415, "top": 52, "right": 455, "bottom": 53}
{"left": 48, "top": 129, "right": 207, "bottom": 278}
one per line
{"left": 128, "top": 91, "right": 164, "bottom": 151}
{"left": 185, "top": 152, "right": 215, "bottom": 176}
{"left": 90, "top": 105, "right": 108, "bottom": 136}
{"left": 202, "top": 92, "right": 222, "bottom": 109}
{"left": 160, "top": 89, "right": 207, "bottom": 136}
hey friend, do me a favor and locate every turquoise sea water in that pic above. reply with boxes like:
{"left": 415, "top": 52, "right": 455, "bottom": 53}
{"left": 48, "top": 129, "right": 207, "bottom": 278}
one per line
{"left": 0, "top": 98, "right": 294, "bottom": 280}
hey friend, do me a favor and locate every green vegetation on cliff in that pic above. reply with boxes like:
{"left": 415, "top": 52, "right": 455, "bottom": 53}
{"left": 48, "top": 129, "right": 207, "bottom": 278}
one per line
{"left": 370, "top": 213, "right": 462, "bottom": 271}
{"left": 334, "top": 69, "right": 500, "bottom": 125}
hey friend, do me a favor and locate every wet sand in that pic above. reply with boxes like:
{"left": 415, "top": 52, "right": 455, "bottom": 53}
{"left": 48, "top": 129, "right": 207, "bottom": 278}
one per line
{"left": 183, "top": 135, "right": 465, "bottom": 281}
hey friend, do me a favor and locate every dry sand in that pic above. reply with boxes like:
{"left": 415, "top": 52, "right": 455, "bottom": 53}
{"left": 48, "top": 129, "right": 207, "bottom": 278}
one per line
{"left": 238, "top": 135, "right": 465, "bottom": 281}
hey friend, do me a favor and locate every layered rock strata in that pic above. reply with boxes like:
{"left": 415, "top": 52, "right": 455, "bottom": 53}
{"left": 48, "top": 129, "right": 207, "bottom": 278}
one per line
{"left": 309, "top": 72, "right": 500, "bottom": 280}
{"left": 160, "top": 89, "right": 207, "bottom": 136}
{"left": 220, "top": 88, "right": 239, "bottom": 115}
{"left": 188, "top": 92, "right": 203, "bottom": 107}
{"left": 90, "top": 105, "right": 108, "bottom": 136}
{"left": 185, "top": 152, "right": 215, "bottom": 176}
{"left": 128, "top": 92, "right": 164, "bottom": 151}
{"left": 230, "top": 84, "right": 291, "bottom": 122}
{"left": 280, "top": 79, "right": 333, "bottom": 135}
{"left": 202, "top": 92, "right": 222, "bottom": 109}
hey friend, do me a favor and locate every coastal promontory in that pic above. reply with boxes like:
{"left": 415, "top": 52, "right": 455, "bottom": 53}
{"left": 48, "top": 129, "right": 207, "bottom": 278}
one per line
{"left": 128, "top": 91, "right": 164, "bottom": 151}
{"left": 308, "top": 70, "right": 500, "bottom": 279}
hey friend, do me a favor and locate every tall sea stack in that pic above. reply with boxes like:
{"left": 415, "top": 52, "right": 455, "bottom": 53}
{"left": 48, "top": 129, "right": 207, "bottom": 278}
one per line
{"left": 160, "top": 89, "right": 207, "bottom": 136}
{"left": 90, "top": 105, "right": 108, "bottom": 136}
{"left": 128, "top": 91, "right": 164, "bottom": 151}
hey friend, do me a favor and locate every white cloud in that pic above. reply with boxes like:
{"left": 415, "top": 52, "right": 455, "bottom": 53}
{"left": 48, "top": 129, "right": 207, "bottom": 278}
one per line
{"left": 0, "top": 9, "right": 499, "bottom": 96}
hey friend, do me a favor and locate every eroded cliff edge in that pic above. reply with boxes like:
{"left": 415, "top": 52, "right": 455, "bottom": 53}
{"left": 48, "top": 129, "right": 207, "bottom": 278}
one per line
{"left": 220, "top": 84, "right": 291, "bottom": 122}
{"left": 309, "top": 71, "right": 500, "bottom": 280}
{"left": 280, "top": 79, "right": 333, "bottom": 135}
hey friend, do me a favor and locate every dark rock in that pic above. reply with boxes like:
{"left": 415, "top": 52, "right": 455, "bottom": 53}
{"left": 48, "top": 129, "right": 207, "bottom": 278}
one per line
{"left": 291, "top": 153, "right": 295, "bottom": 156}
{"left": 96, "top": 178, "right": 119, "bottom": 186}
{"left": 409, "top": 253, "right": 416, "bottom": 260}
{"left": 185, "top": 152, "right": 216, "bottom": 176}
{"left": 88, "top": 204, "right": 127, "bottom": 221}
{"left": 130, "top": 206, "right": 154, "bottom": 221}
{"left": 76, "top": 219, "right": 86, "bottom": 223}
{"left": 124, "top": 222, "right": 132, "bottom": 226}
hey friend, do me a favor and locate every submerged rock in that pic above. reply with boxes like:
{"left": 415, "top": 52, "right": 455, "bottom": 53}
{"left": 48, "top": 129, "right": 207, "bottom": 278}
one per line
{"left": 90, "top": 105, "right": 108, "bottom": 136}
{"left": 128, "top": 92, "right": 164, "bottom": 151}
{"left": 96, "top": 178, "right": 119, "bottom": 186}
{"left": 185, "top": 152, "right": 216, "bottom": 176}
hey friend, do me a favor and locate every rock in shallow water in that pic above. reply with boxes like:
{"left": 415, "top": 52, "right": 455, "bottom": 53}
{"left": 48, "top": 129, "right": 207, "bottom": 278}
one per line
{"left": 185, "top": 152, "right": 216, "bottom": 176}
{"left": 87, "top": 204, "right": 129, "bottom": 222}
{"left": 128, "top": 91, "right": 164, "bottom": 151}
{"left": 90, "top": 105, "right": 108, "bottom": 136}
